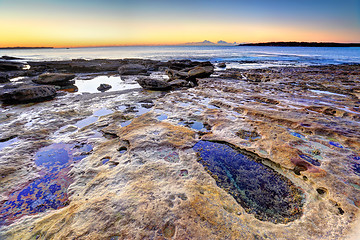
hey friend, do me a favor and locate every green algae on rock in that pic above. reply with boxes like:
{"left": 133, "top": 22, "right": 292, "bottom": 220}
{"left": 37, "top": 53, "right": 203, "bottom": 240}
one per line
{"left": 193, "top": 140, "right": 304, "bottom": 224}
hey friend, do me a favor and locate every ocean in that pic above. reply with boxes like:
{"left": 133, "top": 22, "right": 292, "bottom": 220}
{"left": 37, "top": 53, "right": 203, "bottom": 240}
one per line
{"left": 1, "top": 46, "right": 360, "bottom": 69}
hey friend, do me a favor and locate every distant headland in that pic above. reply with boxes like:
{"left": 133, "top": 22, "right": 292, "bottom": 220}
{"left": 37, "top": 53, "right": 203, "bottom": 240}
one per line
{"left": 0, "top": 47, "right": 54, "bottom": 50}
{"left": 238, "top": 42, "right": 360, "bottom": 47}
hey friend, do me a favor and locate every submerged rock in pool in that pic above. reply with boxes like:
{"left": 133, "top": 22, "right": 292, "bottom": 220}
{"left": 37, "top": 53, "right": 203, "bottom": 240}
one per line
{"left": 193, "top": 140, "right": 304, "bottom": 224}
{"left": 97, "top": 83, "right": 112, "bottom": 92}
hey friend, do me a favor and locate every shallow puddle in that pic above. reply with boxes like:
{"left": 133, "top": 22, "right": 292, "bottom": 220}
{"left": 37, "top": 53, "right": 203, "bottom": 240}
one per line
{"left": 74, "top": 76, "right": 141, "bottom": 93}
{"left": 157, "top": 114, "right": 168, "bottom": 121}
{"left": 75, "top": 116, "right": 98, "bottom": 129}
{"left": 179, "top": 121, "right": 209, "bottom": 132}
{"left": 193, "top": 141, "right": 304, "bottom": 223}
{"left": 0, "top": 143, "right": 92, "bottom": 226}
{"left": 74, "top": 108, "right": 114, "bottom": 129}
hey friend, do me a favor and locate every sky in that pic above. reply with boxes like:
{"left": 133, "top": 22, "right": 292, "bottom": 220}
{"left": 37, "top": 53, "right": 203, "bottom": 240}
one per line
{"left": 0, "top": 0, "right": 359, "bottom": 47}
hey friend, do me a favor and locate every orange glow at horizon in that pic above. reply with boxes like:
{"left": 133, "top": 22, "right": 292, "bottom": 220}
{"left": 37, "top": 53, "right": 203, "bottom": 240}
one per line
{"left": 1, "top": 0, "right": 359, "bottom": 48}
{"left": 1, "top": 19, "right": 359, "bottom": 48}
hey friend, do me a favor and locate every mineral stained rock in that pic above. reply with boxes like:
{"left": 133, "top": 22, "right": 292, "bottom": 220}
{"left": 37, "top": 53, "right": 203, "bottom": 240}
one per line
{"left": 0, "top": 64, "right": 359, "bottom": 240}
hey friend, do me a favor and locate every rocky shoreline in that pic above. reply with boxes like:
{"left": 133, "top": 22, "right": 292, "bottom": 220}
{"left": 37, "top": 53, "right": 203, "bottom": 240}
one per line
{"left": 0, "top": 58, "right": 360, "bottom": 239}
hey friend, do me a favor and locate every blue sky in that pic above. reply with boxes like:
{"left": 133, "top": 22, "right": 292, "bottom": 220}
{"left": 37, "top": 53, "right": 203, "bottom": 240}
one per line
{"left": 1, "top": 0, "right": 359, "bottom": 47}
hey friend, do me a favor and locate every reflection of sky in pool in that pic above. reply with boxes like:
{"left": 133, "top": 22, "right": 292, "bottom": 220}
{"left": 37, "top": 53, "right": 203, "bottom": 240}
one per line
{"left": 75, "top": 76, "right": 141, "bottom": 93}
{"left": 0, "top": 143, "right": 92, "bottom": 226}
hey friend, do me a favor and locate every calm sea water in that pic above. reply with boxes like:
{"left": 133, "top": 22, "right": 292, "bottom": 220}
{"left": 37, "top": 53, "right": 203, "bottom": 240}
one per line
{"left": 1, "top": 46, "right": 360, "bottom": 68}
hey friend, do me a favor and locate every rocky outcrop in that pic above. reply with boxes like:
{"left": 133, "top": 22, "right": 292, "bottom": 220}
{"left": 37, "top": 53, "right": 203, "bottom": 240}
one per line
{"left": 0, "top": 73, "right": 9, "bottom": 83}
{"left": 165, "top": 69, "right": 188, "bottom": 80}
{"left": 136, "top": 77, "right": 171, "bottom": 90}
{"left": 187, "top": 65, "right": 214, "bottom": 79}
{"left": 32, "top": 73, "right": 76, "bottom": 86}
{"left": 1, "top": 62, "right": 360, "bottom": 240}
{"left": 217, "top": 62, "right": 226, "bottom": 68}
{"left": 0, "top": 84, "right": 57, "bottom": 103}
{"left": 97, "top": 83, "right": 112, "bottom": 92}
{"left": 0, "top": 56, "right": 23, "bottom": 60}
{"left": 0, "top": 61, "right": 24, "bottom": 71}
{"left": 166, "top": 61, "right": 214, "bottom": 82}
{"left": 118, "top": 64, "right": 147, "bottom": 75}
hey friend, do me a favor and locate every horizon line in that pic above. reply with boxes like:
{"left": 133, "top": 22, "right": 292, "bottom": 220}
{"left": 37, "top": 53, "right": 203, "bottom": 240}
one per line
{"left": 1, "top": 41, "right": 360, "bottom": 49}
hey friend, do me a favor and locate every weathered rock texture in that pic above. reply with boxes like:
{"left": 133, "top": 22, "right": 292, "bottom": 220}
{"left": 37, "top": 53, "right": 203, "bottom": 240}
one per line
{"left": 0, "top": 64, "right": 359, "bottom": 240}
{"left": 32, "top": 73, "right": 76, "bottom": 86}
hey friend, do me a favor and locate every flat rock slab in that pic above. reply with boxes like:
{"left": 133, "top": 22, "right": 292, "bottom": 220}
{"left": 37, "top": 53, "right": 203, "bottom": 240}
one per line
{"left": 118, "top": 64, "right": 147, "bottom": 75}
{"left": 0, "top": 61, "right": 24, "bottom": 71}
{"left": 136, "top": 77, "right": 171, "bottom": 90}
{"left": 33, "top": 73, "right": 76, "bottom": 86}
{"left": 0, "top": 84, "right": 57, "bottom": 103}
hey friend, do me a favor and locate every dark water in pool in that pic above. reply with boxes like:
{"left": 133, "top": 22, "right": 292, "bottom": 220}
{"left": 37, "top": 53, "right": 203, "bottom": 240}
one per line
{"left": 193, "top": 140, "right": 304, "bottom": 223}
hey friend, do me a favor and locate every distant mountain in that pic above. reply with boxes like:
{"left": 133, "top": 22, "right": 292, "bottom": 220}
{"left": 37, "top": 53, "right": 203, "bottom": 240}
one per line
{"left": 238, "top": 42, "right": 360, "bottom": 47}
{"left": 185, "top": 40, "right": 237, "bottom": 46}
{"left": 185, "top": 40, "right": 215, "bottom": 45}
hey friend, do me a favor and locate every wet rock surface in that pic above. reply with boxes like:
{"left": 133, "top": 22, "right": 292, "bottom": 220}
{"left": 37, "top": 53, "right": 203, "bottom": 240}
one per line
{"left": 0, "top": 84, "right": 57, "bottom": 103}
{"left": 0, "top": 61, "right": 25, "bottom": 71}
{"left": 97, "top": 83, "right": 112, "bottom": 92}
{"left": 0, "top": 73, "right": 9, "bottom": 83}
{"left": 118, "top": 64, "right": 147, "bottom": 75}
{"left": 32, "top": 73, "right": 76, "bottom": 86}
{"left": 0, "top": 62, "right": 359, "bottom": 239}
{"left": 136, "top": 77, "right": 171, "bottom": 90}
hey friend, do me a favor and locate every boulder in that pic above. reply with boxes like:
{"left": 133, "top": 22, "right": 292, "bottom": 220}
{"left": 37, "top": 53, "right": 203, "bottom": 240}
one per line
{"left": 0, "top": 73, "right": 9, "bottom": 83}
{"left": 1, "top": 56, "right": 23, "bottom": 60}
{"left": 218, "top": 62, "right": 226, "bottom": 68}
{"left": 97, "top": 84, "right": 112, "bottom": 92}
{"left": 166, "top": 61, "right": 214, "bottom": 81}
{"left": 0, "top": 84, "right": 57, "bottom": 103}
{"left": 136, "top": 78, "right": 170, "bottom": 91}
{"left": 0, "top": 61, "right": 24, "bottom": 71}
{"left": 118, "top": 64, "right": 147, "bottom": 75}
{"left": 165, "top": 69, "right": 188, "bottom": 81}
{"left": 166, "top": 60, "right": 199, "bottom": 70}
{"left": 187, "top": 66, "right": 214, "bottom": 79}
{"left": 32, "top": 73, "right": 76, "bottom": 86}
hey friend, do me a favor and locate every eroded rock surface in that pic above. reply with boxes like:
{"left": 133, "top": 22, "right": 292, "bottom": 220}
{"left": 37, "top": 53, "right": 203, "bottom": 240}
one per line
{"left": 0, "top": 63, "right": 359, "bottom": 240}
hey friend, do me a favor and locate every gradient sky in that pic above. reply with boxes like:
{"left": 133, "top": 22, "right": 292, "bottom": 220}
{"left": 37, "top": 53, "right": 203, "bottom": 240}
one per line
{"left": 1, "top": 0, "right": 359, "bottom": 47}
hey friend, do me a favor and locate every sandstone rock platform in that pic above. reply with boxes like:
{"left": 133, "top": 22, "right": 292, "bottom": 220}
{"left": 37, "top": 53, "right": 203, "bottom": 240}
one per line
{"left": 0, "top": 63, "right": 359, "bottom": 240}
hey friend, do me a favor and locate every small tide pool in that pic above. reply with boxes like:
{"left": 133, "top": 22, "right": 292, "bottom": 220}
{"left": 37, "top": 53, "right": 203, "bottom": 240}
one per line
{"left": 74, "top": 76, "right": 141, "bottom": 94}
{"left": 0, "top": 143, "right": 92, "bottom": 226}
{"left": 193, "top": 141, "right": 304, "bottom": 223}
